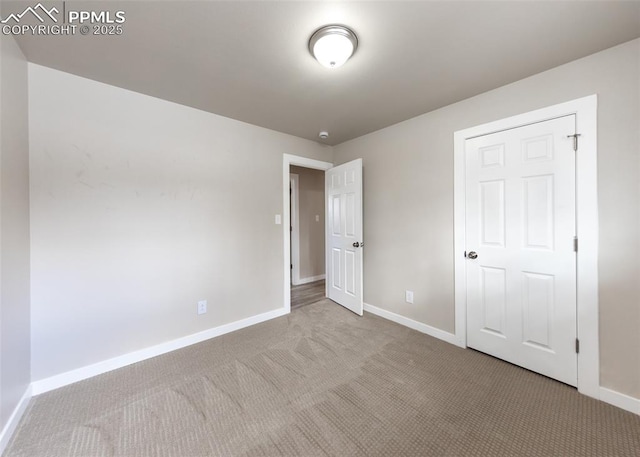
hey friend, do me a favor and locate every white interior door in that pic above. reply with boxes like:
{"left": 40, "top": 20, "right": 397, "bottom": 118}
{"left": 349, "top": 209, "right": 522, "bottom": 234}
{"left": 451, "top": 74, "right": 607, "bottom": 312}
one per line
{"left": 465, "top": 115, "right": 577, "bottom": 386}
{"left": 325, "top": 159, "right": 363, "bottom": 315}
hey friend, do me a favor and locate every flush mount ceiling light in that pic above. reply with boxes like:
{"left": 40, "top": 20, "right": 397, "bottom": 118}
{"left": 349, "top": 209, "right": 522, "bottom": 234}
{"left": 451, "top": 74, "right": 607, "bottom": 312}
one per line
{"left": 309, "top": 25, "right": 358, "bottom": 68}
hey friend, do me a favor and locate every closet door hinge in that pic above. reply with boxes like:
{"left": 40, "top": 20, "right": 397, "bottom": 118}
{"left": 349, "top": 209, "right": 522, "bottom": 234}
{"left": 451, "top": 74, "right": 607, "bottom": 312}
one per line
{"left": 575, "top": 338, "right": 580, "bottom": 354}
{"left": 573, "top": 236, "right": 578, "bottom": 252}
{"left": 567, "top": 133, "right": 582, "bottom": 152}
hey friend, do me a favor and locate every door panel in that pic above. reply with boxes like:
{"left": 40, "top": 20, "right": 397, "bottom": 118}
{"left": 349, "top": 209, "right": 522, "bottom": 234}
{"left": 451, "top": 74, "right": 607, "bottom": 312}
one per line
{"left": 465, "top": 115, "right": 577, "bottom": 386}
{"left": 480, "top": 180, "right": 505, "bottom": 246}
{"left": 345, "top": 192, "right": 356, "bottom": 236}
{"left": 331, "top": 195, "right": 341, "bottom": 235}
{"left": 480, "top": 266, "right": 507, "bottom": 337}
{"left": 331, "top": 248, "right": 342, "bottom": 289}
{"left": 523, "top": 175, "right": 554, "bottom": 249}
{"left": 345, "top": 250, "right": 356, "bottom": 296}
{"left": 522, "top": 271, "right": 554, "bottom": 350}
{"left": 326, "top": 159, "right": 363, "bottom": 315}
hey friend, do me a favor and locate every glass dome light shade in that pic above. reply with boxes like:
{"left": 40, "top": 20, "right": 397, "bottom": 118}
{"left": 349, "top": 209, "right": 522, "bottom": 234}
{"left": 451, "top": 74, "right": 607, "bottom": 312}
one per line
{"left": 309, "top": 25, "right": 358, "bottom": 68}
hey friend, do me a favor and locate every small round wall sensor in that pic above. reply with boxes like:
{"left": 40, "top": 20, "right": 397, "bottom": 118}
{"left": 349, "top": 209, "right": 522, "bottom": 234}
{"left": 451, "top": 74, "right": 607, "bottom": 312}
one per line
{"left": 319, "top": 131, "right": 329, "bottom": 139}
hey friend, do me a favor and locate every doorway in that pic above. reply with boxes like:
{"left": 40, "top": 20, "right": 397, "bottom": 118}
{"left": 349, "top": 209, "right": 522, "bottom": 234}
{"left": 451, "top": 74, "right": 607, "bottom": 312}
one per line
{"left": 282, "top": 155, "right": 333, "bottom": 312}
{"left": 283, "top": 154, "right": 365, "bottom": 315}
{"left": 453, "top": 95, "right": 599, "bottom": 398}
{"left": 290, "top": 166, "right": 326, "bottom": 309}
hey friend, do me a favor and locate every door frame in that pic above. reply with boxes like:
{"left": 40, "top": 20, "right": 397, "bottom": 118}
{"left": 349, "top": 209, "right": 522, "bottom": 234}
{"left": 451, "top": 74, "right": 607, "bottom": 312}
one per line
{"left": 283, "top": 154, "right": 333, "bottom": 312}
{"left": 453, "top": 95, "right": 599, "bottom": 399}
{"left": 289, "top": 173, "right": 301, "bottom": 285}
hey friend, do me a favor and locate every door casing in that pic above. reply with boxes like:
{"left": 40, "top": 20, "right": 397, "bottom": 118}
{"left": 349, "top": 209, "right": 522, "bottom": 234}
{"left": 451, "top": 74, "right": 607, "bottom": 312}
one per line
{"left": 454, "top": 95, "right": 599, "bottom": 399}
{"left": 289, "top": 173, "right": 300, "bottom": 285}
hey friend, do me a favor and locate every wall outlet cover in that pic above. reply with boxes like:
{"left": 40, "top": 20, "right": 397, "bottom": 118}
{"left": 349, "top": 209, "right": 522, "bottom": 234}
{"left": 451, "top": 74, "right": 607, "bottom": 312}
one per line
{"left": 197, "top": 300, "right": 207, "bottom": 315}
{"left": 405, "top": 291, "right": 414, "bottom": 304}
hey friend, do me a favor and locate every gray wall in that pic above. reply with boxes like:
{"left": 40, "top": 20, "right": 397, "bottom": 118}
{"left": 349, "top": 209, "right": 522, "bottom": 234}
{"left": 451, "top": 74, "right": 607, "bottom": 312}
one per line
{"left": 28, "top": 64, "right": 332, "bottom": 381}
{"left": 290, "top": 166, "right": 325, "bottom": 282}
{"left": 333, "top": 39, "right": 640, "bottom": 398}
{"left": 0, "top": 34, "right": 31, "bottom": 429}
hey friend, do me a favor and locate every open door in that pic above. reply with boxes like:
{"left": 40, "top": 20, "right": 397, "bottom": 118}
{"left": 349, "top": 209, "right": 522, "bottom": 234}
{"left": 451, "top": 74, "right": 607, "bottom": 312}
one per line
{"left": 325, "top": 159, "right": 363, "bottom": 315}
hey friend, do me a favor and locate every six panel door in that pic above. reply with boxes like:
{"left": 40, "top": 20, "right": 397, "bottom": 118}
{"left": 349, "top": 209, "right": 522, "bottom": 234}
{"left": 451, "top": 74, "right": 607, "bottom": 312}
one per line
{"left": 325, "top": 159, "right": 363, "bottom": 316}
{"left": 465, "top": 115, "right": 578, "bottom": 386}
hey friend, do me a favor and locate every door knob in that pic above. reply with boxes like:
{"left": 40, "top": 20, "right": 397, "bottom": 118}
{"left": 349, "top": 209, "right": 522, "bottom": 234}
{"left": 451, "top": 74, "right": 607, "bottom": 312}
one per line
{"left": 353, "top": 242, "right": 360, "bottom": 248}
{"left": 467, "top": 251, "right": 478, "bottom": 259}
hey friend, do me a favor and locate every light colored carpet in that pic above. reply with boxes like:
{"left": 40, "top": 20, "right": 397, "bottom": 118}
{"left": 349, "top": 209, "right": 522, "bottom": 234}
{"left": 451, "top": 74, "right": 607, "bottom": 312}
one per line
{"left": 5, "top": 300, "right": 640, "bottom": 456}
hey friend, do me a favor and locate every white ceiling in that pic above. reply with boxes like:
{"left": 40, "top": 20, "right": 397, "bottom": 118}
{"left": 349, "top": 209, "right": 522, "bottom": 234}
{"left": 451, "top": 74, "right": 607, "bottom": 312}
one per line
{"left": 8, "top": 1, "right": 640, "bottom": 145}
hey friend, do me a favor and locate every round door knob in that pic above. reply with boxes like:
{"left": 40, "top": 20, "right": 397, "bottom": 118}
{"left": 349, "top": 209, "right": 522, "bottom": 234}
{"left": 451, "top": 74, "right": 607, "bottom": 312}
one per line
{"left": 468, "top": 251, "right": 478, "bottom": 259}
{"left": 353, "top": 242, "right": 360, "bottom": 248}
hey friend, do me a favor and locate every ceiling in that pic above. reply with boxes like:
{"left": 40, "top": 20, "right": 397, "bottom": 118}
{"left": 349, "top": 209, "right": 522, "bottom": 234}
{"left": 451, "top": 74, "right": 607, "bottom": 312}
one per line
{"left": 7, "top": 1, "right": 640, "bottom": 145}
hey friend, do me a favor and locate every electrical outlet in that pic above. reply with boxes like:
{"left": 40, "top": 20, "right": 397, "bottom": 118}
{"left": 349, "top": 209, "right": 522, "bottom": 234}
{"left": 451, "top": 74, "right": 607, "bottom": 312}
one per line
{"left": 197, "top": 300, "right": 207, "bottom": 315}
{"left": 405, "top": 290, "right": 414, "bottom": 304}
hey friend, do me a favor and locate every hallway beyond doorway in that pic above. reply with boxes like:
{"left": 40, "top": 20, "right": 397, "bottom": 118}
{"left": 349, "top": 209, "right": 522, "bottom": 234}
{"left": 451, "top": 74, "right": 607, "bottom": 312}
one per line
{"left": 291, "top": 280, "right": 325, "bottom": 309}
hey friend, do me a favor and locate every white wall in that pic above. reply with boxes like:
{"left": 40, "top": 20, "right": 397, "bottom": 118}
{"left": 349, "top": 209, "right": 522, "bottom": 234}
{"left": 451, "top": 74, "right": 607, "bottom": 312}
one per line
{"left": 28, "top": 64, "right": 332, "bottom": 382}
{"left": 334, "top": 39, "right": 640, "bottom": 399}
{"left": 0, "top": 33, "right": 31, "bottom": 436}
{"left": 290, "top": 166, "right": 324, "bottom": 281}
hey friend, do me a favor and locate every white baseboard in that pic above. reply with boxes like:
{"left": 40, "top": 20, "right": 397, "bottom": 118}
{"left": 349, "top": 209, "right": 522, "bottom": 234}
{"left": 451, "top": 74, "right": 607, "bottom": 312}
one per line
{"left": 0, "top": 385, "right": 32, "bottom": 456}
{"left": 31, "top": 307, "right": 289, "bottom": 396}
{"left": 293, "top": 274, "right": 326, "bottom": 286}
{"left": 600, "top": 387, "right": 640, "bottom": 415}
{"left": 364, "top": 303, "right": 462, "bottom": 347}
